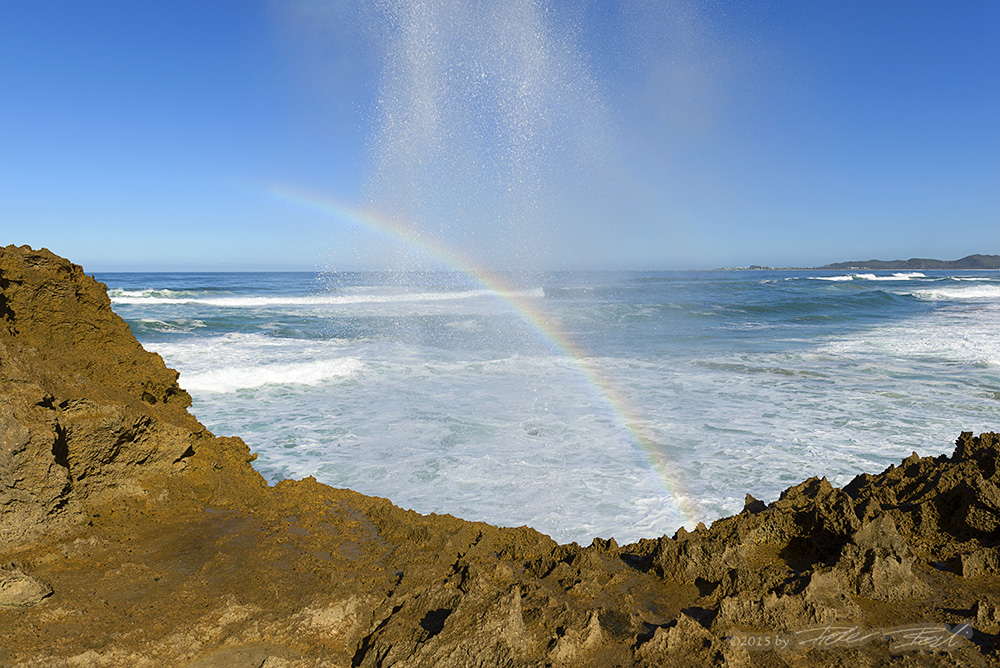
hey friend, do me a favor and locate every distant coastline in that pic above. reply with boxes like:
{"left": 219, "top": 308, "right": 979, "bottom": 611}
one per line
{"left": 715, "top": 254, "right": 1000, "bottom": 271}
{"left": 818, "top": 254, "right": 1000, "bottom": 270}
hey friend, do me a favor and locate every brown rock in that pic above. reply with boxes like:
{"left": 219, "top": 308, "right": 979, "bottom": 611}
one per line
{"left": 960, "top": 546, "right": 1000, "bottom": 578}
{"left": 973, "top": 597, "right": 1000, "bottom": 634}
{"left": 0, "top": 564, "right": 52, "bottom": 608}
{"left": 714, "top": 569, "right": 862, "bottom": 631}
{"left": 637, "top": 613, "right": 750, "bottom": 667}
{"left": 834, "top": 514, "right": 930, "bottom": 600}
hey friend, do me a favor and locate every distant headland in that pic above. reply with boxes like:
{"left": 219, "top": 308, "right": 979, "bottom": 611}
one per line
{"left": 819, "top": 254, "right": 1000, "bottom": 270}
{"left": 715, "top": 254, "right": 1000, "bottom": 271}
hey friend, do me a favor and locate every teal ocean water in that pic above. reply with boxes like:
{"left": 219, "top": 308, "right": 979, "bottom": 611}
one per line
{"left": 100, "top": 269, "right": 1000, "bottom": 543}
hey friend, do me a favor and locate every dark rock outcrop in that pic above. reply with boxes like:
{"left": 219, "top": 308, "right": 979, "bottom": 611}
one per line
{"left": 1, "top": 244, "right": 998, "bottom": 667}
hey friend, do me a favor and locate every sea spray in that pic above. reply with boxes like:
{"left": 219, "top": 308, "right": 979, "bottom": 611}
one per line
{"left": 365, "top": 0, "right": 615, "bottom": 273}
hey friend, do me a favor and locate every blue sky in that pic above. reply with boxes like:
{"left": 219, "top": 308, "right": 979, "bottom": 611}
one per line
{"left": 2, "top": 1, "right": 997, "bottom": 271}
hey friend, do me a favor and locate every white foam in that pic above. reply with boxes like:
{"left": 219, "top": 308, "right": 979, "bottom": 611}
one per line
{"left": 906, "top": 285, "right": 1000, "bottom": 301}
{"left": 444, "top": 319, "right": 482, "bottom": 332}
{"left": 148, "top": 332, "right": 360, "bottom": 391}
{"left": 137, "top": 318, "right": 206, "bottom": 333}
{"left": 858, "top": 272, "right": 926, "bottom": 281}
{"left": 180, "top": 357, "right": 363, "bottom": 392}
{"left": 109, "top": 287, "right": 545, "bottom": 307}
{"left": 820, "top": 305, "right": 1000, "bottom": 367}
{"left": 108, "top": 288, "right": 209, "bottom": 301}
{"left": 153, "top": 321, "right": 1000, "bottom": 544}
{"left": 810, "top": 272, "right": 926, "bottom": 282}
{"left": 154, "top": 331, "right": 303, "bottom": 354}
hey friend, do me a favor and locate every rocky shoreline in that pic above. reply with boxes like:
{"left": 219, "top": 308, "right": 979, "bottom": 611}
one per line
{"left": 2, "top": 244, "right": 998, "bottom": 667}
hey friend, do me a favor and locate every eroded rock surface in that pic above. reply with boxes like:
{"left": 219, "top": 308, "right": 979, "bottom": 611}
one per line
{"left": 1, "top": 244, "right": 998, "bottom": 667}
{"left": 0, "top": 564, "right": 53, "bottom": 609}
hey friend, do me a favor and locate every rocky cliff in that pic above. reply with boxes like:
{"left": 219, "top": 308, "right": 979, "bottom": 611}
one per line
{"left": 1, "top": 244, "right": 998, "bottom": 667}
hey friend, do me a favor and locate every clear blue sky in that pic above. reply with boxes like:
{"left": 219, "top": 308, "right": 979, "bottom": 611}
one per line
{"left": 2, "top": 1, "right": 997, "bottom": 271}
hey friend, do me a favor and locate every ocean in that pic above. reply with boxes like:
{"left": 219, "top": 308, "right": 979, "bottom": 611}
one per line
{"left": 99, "top": 269, "right": 1000, "bottom": 544}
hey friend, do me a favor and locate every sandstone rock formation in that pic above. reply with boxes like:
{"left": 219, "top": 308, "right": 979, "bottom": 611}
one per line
{"left": 1, "top": 244, "right": 998, "bottom": 666}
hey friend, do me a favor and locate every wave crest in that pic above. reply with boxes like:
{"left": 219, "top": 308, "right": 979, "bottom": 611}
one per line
{"left": 108, "top": 288, "right": 544, "bottom": 307}
{"left": 180, "top": 357, "right": 363, "bottom": 393}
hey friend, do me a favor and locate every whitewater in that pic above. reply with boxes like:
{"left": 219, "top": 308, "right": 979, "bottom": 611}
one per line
{"left": 101, "top": 269, "right": 1000, "bottom": 544}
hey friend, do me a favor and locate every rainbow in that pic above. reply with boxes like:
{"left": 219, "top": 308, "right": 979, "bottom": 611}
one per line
{"left": 268, "top": 184, "right": 703, "bottom": 528}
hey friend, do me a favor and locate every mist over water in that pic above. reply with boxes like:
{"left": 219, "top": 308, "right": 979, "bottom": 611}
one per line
{"left": 366, "top": 0, "right": 614, "bottom": 273}
{"left": 328, "top": 0, "right": 736, "bottom": 532}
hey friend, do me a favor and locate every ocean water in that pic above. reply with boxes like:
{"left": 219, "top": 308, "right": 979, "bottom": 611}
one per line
{"left": 99, "top": 269, "right": 1000, "bottom": 544}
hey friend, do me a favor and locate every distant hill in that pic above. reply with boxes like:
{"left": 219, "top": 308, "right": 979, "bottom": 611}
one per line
{"left": 819, "top": 254, "right": 1000, "bottom": 270}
